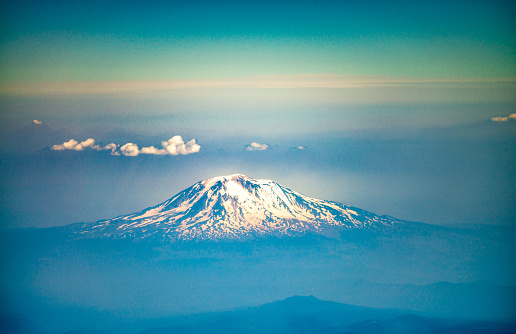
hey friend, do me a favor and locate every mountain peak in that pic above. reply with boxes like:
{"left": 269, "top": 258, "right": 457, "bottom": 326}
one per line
{"left": 202, "top": 174, "right": 259, "bottom": 189}
{"left": 205, "top": 174, "right": 252, "bottom": 182}
{"left": 74, "top": 175, "right": 401, "bottom": 241}
{"left": 202, "top": 174, "right": 275, "bottom": 189}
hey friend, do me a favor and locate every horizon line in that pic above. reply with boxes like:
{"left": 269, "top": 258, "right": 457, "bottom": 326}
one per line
{"left": 1, "top": 74, "right": 514, "bottom": 96}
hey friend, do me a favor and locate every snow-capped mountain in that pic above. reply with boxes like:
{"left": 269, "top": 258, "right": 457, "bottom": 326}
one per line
{"left": 74, "top": 174, "right": 402, "bottom": 241}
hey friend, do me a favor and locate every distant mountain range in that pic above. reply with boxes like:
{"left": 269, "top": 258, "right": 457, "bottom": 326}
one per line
{"left": 137, "top": 295, "right": 516, "bottom": 334}
{"left": 72, "top": 174, "right": 402, "bottom": 241}
{"left": 4, "top": 295, "right": 513, "bottom": 334}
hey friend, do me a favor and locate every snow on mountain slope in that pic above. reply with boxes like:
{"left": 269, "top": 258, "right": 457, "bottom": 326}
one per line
{"left": 73, "top": 174, "right": 402, "bottom": 241}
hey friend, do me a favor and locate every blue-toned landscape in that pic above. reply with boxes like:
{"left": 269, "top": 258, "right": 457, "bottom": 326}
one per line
{"left": 1, "top": 0, "right": 515, "bottom": 333}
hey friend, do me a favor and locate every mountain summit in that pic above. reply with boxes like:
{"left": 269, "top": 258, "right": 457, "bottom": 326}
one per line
{"left": 74, "top": 174, "right": 401, "bottom": 241}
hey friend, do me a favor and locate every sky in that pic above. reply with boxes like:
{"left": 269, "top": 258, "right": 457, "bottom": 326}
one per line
{"left": 0, "top": 0, "right": 515, "bottom": 228}
{"left": 1, "top": 0, "right": 516, "bottom": 82}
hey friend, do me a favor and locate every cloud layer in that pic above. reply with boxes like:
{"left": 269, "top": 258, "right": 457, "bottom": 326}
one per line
{"left": 51, "top": 136, "right": 200, "bottom": 157}
{"left": 490, "top": 113, "right": 516, "bottom": 122}
{"left": 246, "top": 142, "right": 269, "bottom": 151}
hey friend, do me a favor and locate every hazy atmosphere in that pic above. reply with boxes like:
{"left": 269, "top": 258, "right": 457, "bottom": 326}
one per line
{"left": 1, "top": 88, "right": 516, "bottom": 228}
{"left": 1, "top": 0, "right": 515, "bottom": 333}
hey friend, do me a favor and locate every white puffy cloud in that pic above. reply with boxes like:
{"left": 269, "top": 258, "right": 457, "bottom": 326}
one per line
{"left": 52, "top": 138, "right": 100, "bottom": 151}
{"left": 75, "top": 138, "right": 97, "bottom": 150}
{"left": 52, "top": 139, "right": 79, "bottom": 151}
{"left": 51, "top": 136, "right": 201, "bottom": 157}
{"left": 140, "top": 136, "right": 201, "bottom": 156}
{"left": 246, "top": 142, "right": 269, "bottom": 151}
{"left": 52, "top": 139, "right": 89, "bottom": 150}
{"left": 491, "top": 113, "right": 516, "bottom": 122}
{"left": 163, "top": 136, "right": 201, "bottom": 155}
{"left": 102, "top": 143, "right": 119, "bottom": 155}
{"left": 289, "top": 145, "right": 308, "bottom": 151}
{"left": 120, "top": 143, "right": 139, "bottom": 156}
{"left": 140, "top": 146, "right": 167, "bottom": 155}
{"left": 33, "top": 119, "right": 43, "bottom": 125}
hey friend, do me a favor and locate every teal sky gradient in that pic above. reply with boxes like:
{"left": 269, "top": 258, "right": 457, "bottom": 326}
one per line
{"left": 1, "top": 0, "right": 515, "bottom": 83}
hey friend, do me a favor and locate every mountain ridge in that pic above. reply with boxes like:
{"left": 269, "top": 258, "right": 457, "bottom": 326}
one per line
{"left": 136, "top": 295, "right": 516, "bottom": 334}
